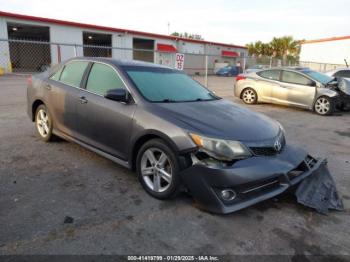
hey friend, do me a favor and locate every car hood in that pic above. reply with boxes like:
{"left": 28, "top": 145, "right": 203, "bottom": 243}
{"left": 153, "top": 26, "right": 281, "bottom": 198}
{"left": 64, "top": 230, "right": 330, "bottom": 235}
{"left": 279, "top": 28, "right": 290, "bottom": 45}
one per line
{"left": 153, "top": 99, "right": 280, "bottom": 142}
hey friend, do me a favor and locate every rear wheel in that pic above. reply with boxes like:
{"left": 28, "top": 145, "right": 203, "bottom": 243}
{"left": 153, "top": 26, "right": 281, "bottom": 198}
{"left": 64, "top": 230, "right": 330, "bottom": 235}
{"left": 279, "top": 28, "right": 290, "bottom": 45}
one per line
{"left": 241, "top": 88, "right": 258, "bottom": 104}
{"left": 136, "top": 139, "right": 181, "bottom": 199}
{"left": 35, "top": 104, "right": 54, "bottom": 142}
{"left": 314, "top": 96, "right": 334, "bottom": 115}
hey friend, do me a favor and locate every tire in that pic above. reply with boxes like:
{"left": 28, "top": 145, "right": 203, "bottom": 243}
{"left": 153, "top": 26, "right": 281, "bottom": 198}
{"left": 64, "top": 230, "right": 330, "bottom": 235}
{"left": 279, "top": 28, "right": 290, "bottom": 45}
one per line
{"left": 314, "top": 96, "right": 334, "bottom": 116}
{"left": 35, "top": 104, "right": 54, "bottom": 142}
{"left": 241, "top": 88, "right": 258, "bottom": 104}
{"left": 136, "top": 139, "right": 181, "bottom": 199}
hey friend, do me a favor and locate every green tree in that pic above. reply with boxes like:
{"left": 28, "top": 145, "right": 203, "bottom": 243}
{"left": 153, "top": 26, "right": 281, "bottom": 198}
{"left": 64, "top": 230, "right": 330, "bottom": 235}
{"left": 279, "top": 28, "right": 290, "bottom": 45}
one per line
{"left": 246, "top": 36, "right": 301, "bottom": 61}
{"left": 171, "top": 32, "right": 204, "bottom": 40}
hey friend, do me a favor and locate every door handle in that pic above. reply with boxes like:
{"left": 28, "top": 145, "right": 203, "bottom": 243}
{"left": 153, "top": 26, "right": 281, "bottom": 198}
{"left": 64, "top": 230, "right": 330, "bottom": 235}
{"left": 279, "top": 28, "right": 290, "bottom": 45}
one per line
{"left": 79, "top": 96, "right": 88, "bottom": 104}
{"left": 45, "top": 84, "right": 51, "bottom": 90}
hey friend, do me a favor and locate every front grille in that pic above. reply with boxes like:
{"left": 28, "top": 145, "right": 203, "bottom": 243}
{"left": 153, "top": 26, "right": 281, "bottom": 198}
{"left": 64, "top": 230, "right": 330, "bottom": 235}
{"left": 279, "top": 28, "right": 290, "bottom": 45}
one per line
{"left": 305, "top": 155, "right": 317, "bottom": 169}
{"left": 287, "top": 155, "right": 316, "bottom": 181}
{"left": 249, "top": 132, "right": 286, "bottom": 156}
{"left": 250, "top": 147, "right": 278, "bottom": 156}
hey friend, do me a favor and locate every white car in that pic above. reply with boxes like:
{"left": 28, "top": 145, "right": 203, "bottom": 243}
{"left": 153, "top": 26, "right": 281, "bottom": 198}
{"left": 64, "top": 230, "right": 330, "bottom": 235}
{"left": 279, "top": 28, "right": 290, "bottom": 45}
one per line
{"left": 325, "top": 68, "right": 350, "bottom": 78}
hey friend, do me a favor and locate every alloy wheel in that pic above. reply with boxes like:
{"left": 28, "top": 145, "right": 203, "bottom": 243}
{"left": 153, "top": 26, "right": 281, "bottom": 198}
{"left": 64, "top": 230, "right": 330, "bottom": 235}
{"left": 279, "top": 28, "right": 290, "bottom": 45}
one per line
{"left": 36, "top": 108, "right": 50, "bottom": 138}
{"left": 315, "top": 97, "right": 330, "bottom": 115}
{"left": 140, "top": 148, "right": 172, "bottom": 193}
{"left": 242, "top": 89, "right": 256, "bottom": 104}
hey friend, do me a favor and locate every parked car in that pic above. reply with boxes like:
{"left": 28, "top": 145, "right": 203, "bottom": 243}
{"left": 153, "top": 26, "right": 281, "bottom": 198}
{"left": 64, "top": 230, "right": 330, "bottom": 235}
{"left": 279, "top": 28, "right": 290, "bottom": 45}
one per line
{"left": 215, "top": 65, "right": 239, "bottom": 77}
{"left": 325, "top": 68, "right": 350, "bottom": 78}
{"left": 245, "top": 64, "right": 268, "bottom": 74}
{"left": 27, "top": 58, "right": 323, "bottom": 214}
{"left": 234, "top": 67, "right": 350, "bottom": 115}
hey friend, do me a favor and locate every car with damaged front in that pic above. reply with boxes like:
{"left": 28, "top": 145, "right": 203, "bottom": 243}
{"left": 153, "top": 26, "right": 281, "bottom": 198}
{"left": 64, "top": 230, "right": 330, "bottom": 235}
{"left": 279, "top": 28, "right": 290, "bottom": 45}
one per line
{"left": 27, "top": 57, "right": 325, "bottom": 214}
{"left": 234, "top": 67, "right": 350, "bottom": 115}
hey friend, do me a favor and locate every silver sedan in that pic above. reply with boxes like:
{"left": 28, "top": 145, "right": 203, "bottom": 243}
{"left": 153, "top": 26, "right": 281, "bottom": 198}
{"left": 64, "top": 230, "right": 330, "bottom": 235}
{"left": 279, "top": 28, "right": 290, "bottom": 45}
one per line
{"left": 234, "top": 67, "right": 350, "bottom": 115}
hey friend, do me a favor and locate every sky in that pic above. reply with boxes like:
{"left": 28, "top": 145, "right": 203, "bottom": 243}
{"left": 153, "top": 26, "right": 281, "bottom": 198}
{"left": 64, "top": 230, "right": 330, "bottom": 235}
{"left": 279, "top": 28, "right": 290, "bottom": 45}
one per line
{"left": 0, "top": 0, "right": 349, "bottom": 46}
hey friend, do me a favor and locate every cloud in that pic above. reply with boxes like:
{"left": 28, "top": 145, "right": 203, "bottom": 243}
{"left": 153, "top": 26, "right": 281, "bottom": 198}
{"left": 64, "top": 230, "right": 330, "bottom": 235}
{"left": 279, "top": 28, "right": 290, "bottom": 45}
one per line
{"left": 1, "top": 0, "right": 349, "bottom": 45}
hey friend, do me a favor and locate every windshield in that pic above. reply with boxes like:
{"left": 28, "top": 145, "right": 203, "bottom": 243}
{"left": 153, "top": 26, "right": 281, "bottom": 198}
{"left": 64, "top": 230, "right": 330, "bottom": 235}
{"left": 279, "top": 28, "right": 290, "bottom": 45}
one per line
{"left": 219, "top": 67, "right": 230, "bottom": 72}
{"left": 124, "top": 67, "right": 219, "bottom": 102}
{"left": 302, "top": 70, "right": 334, "bottom": 85}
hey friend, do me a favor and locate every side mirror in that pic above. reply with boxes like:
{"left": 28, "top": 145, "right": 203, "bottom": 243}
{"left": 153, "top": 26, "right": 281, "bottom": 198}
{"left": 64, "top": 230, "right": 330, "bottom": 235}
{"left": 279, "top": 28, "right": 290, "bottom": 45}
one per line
{"left": 308, "top": 80, "right": 317, "bottom": 87}
{"left": 105, "top": 89, "right": 129, "bottom": 103}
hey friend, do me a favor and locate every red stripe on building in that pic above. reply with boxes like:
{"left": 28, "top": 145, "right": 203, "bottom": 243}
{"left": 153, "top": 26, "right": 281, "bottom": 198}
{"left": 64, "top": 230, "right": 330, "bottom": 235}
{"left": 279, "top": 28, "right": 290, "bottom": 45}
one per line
{"left": 157, "top": 44, "right": 177, "bottom": 52}
{"left": 221, "top": 50, "right": 239, "bottom": 57}
{"left": 301, "top": 36, "right": 350, "bottom": 44}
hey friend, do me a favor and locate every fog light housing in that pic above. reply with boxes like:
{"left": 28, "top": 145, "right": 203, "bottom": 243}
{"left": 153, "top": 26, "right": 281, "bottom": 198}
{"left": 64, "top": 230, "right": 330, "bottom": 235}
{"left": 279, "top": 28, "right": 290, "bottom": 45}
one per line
{"left": 220, "top": 189, "right": 236, "bottom": 201}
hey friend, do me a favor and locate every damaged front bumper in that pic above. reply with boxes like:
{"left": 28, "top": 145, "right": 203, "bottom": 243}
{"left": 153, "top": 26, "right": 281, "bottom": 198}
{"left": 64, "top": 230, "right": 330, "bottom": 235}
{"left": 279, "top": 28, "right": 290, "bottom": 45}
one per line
{"left": 336, "top": 93, "right": 350, "bottom": 107}
{"left": 180, "top": 145, "right": 325, "bottom": 214}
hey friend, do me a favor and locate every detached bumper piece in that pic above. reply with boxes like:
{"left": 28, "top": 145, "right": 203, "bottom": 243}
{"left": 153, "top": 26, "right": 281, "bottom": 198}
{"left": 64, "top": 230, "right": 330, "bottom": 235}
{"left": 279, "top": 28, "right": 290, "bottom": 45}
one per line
{"left": 295, "top": 161, "right": 344, "bottom": 214}
{"left": 180, "top": 145, "right": 343, "bottom": 214}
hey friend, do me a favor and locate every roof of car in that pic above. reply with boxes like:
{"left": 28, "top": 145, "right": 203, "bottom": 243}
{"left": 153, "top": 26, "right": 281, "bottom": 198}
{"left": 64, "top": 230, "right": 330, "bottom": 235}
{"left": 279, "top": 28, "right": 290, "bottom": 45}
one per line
{"left": 331, "top": 68, "right": 350, "bottom": 71}
{"left": 256, "top": 66, "right": 310, "bottom": 72}
{"left": 68, "top": 57, "right": 171, "bottom": 68}
{"left": 285, "top": 66, "right": 310, "bottom": 71}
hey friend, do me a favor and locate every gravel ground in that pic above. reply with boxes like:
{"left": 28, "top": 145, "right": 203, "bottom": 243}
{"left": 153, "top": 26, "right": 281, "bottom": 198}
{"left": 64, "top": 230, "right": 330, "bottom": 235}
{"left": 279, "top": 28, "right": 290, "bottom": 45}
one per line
{"left": 0, "top": 74, "right": 349, "bottom": 256}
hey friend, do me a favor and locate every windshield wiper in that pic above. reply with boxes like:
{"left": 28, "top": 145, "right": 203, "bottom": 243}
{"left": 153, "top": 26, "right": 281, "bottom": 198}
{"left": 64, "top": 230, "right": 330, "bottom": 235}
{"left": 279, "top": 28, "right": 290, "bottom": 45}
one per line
{"left": 160, "top": 98, "right": 176, "bottom": 103}
{"left": 328, "top": 77, "right": 336, "bottom": 84}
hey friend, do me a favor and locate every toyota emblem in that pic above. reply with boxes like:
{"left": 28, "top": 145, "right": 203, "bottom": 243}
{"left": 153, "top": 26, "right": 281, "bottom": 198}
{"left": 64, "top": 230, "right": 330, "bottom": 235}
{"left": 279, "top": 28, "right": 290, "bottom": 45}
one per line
{"left": 274, "top": 139, "right": 282, "bottom": 152}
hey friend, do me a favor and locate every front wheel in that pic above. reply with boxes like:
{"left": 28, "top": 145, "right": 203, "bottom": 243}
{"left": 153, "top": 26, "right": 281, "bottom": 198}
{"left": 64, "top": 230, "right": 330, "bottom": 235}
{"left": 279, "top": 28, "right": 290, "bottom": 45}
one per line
{"left": 314, "top": 96, "right": 334, "bottom": 115}
{"left": 136, "top": 139, "right": 181, "bottom": 199}
{"left": 241, "top": 88, "right": 258, "bottom": 104}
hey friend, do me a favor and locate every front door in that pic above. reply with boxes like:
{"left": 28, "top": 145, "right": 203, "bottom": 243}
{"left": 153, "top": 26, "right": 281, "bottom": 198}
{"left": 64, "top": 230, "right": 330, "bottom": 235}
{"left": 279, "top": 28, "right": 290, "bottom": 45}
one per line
{"left": 272, "top": 70, "right": 316, "bottom": 108}
{"left": 77, "top": 62, "right": 136, "bottom": 160}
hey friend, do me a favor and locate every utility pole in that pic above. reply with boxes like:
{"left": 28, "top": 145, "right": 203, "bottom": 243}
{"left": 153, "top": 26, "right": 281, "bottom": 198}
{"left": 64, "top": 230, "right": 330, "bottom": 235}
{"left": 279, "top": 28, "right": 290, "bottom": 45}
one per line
{"left": 167, "top": 22, "right": 170, "bottom": 35}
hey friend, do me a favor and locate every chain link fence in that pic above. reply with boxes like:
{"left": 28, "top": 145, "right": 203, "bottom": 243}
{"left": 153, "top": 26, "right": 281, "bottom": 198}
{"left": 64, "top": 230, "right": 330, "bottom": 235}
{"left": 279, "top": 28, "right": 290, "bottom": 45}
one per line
{"left": 1, "top": 38, "right": 346, "bottom": 81}
{"left": 299, "top": 61, "right": 347, "bottom": 72}
{"left": 0, "top": 38, "right": 246, "bottom": 76}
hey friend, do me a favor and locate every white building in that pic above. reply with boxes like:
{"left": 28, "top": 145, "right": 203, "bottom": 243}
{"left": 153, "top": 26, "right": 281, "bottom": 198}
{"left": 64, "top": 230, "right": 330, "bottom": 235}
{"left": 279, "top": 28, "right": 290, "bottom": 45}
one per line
{"left": 0, "top": 10, "right": 247, "bottom": 73}
{"left": 300, "top": 36, "right": 350, "bottom": 70}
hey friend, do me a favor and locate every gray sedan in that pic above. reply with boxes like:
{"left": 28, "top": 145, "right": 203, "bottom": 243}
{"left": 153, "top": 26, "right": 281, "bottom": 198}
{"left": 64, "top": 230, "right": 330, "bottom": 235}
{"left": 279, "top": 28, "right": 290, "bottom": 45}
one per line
{"left": 27, "top": 58, "right": 324, "bottom": 214}
{"left": 234, "top": 67, "right": 350, "bottom": 115}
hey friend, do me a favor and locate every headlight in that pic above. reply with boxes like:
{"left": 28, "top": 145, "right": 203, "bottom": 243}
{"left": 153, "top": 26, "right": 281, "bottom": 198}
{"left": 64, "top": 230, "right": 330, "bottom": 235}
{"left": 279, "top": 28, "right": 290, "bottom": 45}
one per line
{"left": 190, "top": 133, "right": 252, "bottom": 161}
{"left": 277, "top": 121, "right": 285, "bottom": 134}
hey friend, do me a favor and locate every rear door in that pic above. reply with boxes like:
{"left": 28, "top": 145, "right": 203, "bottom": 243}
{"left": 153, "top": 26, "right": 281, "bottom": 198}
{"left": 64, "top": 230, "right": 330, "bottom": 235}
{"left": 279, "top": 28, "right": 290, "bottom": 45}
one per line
{"left": 272, "top": 70, "right": 316, "bottom": 108}
{"left": 46, "top": 61, "right": 89, "bottom": 136}
{"left": 77, "top": 62, "right": 136, "bottom": 160}
{"left": 255, "top": 69, "right": 281, "bottom": 101}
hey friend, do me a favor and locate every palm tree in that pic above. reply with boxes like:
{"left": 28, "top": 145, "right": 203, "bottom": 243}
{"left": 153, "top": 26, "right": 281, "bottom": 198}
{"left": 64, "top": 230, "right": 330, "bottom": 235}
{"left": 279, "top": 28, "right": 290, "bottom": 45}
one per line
{"left": 270, "top": 36, "right": 299, "bottom": 59}
{"left": 247, "top": 36, "right": 301, "bottom": 65}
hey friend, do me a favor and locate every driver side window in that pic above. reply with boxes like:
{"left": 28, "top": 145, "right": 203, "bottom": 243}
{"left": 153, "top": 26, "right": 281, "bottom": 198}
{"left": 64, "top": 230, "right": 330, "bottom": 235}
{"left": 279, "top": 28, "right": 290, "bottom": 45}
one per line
{"left": 86, "top": 63, "right": 126, "bottom": 96}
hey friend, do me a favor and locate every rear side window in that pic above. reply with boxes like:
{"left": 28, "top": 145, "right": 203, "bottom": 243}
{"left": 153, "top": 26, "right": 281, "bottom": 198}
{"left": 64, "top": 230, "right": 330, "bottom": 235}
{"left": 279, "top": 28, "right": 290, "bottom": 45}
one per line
{"left": 257, "top": 70, "right": 280, "bottom": 81}
{"left": 281, "top": 71, "right": 310, "bottom": 85}
{"left": 50, "top": 67, "right": 63, "bottom": 81}
{"left": 86, "top": 63, "right": 125, "bottom": 96}
{"left": 60, "top": 61, "right": 89, "bottom": 88}
{"left": 334, "top": 70, "right": 350, "bottom": 78}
